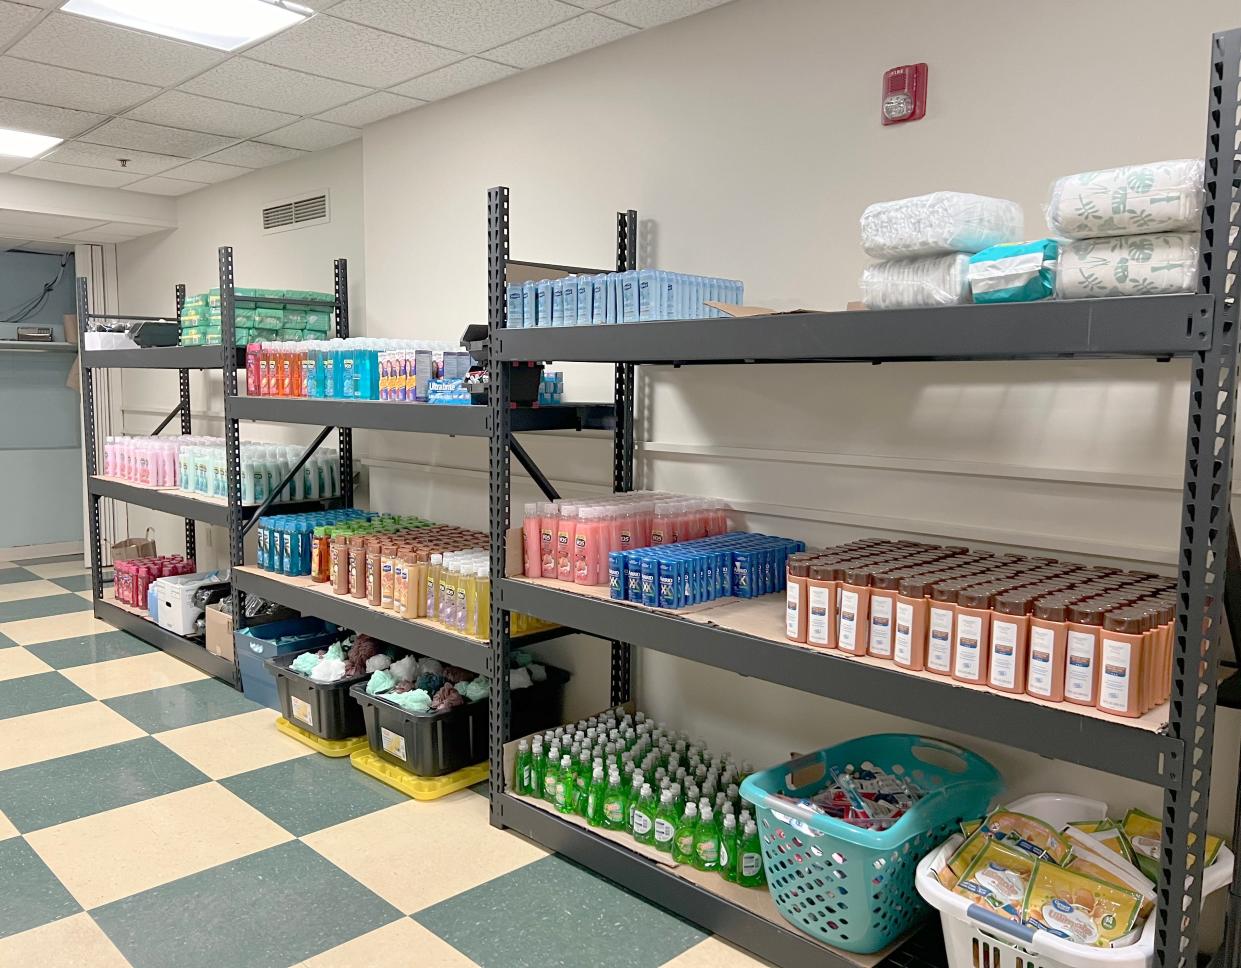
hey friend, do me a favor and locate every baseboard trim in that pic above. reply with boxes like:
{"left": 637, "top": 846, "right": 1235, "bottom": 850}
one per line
{"left": 0, "top": 540, "right": 84, "bottom": 563}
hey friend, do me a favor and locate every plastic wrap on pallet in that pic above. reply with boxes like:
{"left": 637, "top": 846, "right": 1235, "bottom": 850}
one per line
{"left": 1046, "top": 159, "right": 1204, "bottom": 239}
{"left": 860, "top": 192, "right": 1024, "bottom": 259}
{"left": 1056, "top": 232, "right": 1199, "bottom": 300}
{"left": 861, "top": 253, "right": 972, "bottom": 309}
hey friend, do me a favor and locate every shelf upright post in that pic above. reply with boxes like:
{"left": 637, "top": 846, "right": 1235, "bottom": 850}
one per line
{"left": 610, "top": 209, "right": 638, "bottom": 704}
{"left": 1159, "top": 27, "right": 1241, "bottom": 968}
{"left": 77, "top": 277, "right": 104, "bottom": 601}
{"left": 174, "top": 283, "right": 197, "bottom": 563}
{"left": 220, "top": 247, "right": 245, "bottom": 632}
{"left": 487, "top": 186, "right": 512, "bottom": 825}
{"left": 334, "top": 258, "right": 354, "bottom": 509}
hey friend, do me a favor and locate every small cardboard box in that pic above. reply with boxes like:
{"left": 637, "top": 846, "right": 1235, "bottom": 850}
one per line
{"left": 205, "top": 603, "right": 233, "bottom": 661}
{"left": 111, "top": 531, "right": 156, "bottom": 561}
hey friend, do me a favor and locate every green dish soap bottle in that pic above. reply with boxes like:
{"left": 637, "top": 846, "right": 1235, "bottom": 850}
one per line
{"left": 513, "top": 739, "right": 533, "bottom": 796}
{"left": 653, "top": 789, "right": 677, "bottom": 854}
{"left": 531, "top": 742, "right": 546, "bottom": 798}
{"left": 672, "top": 802, "right": 699, "bottom": 864}
{"left": 586, "top": 766, "right": 607, "bottom": 827}
{"left": 737, "top": 820, "right": 766, "bottom": 887}
{"left": 554, "top": 755, "right": 577, "bottom": 815}
{"left": 542, "top": 745, "right": 561, "bottom": 805}
{"left": 719, "top": 813, "right": 739, "bottom": 883}
{"left": 602, "top": 770, "right": 626, "bottom": 831}
{"left": 693, "top": 805, "right": 720, "bottom": 872}
{"left": 631, "top": 783, "right": 656, "bottom": 845}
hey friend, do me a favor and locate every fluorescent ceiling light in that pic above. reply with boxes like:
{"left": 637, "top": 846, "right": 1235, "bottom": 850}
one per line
{"left": 0, "top": 127, "right": 62, "bottom": 158}
{"left": 61, "top": 0, "right": 310, "bottom": 52}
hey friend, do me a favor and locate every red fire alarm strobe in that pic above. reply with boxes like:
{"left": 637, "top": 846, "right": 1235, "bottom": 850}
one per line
{"left": 882, "top": 63, "right": 928, "bottom": 125}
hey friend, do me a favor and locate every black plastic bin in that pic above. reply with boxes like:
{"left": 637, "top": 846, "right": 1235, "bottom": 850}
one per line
{"left": 350, "top": 665, "right": 569, "bottom": 777}
{"left": 267, "top": 648, "right": 368, "bottom": 740}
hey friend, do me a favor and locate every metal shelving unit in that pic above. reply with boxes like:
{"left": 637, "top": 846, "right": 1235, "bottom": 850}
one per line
{"left": 484, "top": 27, "right": 1241, "bottom": 968}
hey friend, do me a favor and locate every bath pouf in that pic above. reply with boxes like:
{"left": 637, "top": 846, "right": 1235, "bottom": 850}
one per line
{"left": 366, "top": 669, "right": 396, "bottom": 695}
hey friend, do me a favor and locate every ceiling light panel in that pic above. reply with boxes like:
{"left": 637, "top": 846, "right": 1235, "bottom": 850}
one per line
{"left": 61, "top": 0, "right": 309, "bottom": 52}
{"left": 0, "top": 127, "right": 62, "bottom": 158}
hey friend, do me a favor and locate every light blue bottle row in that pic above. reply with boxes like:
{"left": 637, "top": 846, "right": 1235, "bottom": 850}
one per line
{"left": 257, "top": 509, "right": 373, "bottom": 576}
{"left": 506, "top": 270, "right": 743, "bottom": 328}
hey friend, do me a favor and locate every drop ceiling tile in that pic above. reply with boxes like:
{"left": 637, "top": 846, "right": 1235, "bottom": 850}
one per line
{"left": 315, "top": 91, "right": 423, "bottom": 127}
{"left": 10, "top": 13, "right": 223, "bottom": 87}
{"left": 247, "top": 15, "right": 459, "bottom": 88}
{"left": 162, "top": 159, "right": 250, "bottom": 184}
{"left": 390, "top": 58, "right": 516, "bottom": 101}
{"left": 485, "top": 12, "right": 635, "bottom": 68}
{"left": 595, "top": 0, "right": 732, "bottom": 28}
{"left": 0, "top": 210, "right": 106, "bottom": 234}
{"left": 330, "top": 0, "right": 578, "bottom": 54}
{"left": 83, "top": 119, "right": 235, "bottom": 158}
{"left": 260, "top": 119, "right": 359, "bottom": 151}
{"left": 0, "top": 2, "right": 37, "bottom": 48}
{"left": 127, "top": 91, "right": 296, "bottom": 140}
{"left": 0, "top": 57, "right": 159, "bottom": 116}
{"left": 123, "top": 176, "right": 206, "bottom": 197}
{"left": 0, "top": 158, "right": 23, "bottom": 174}
{"left": 202, "top": 141, "right": 307, "bottom": 169}
{"left": 562, "top": 0, "right": 612, "bottom": 6}
{"left": 43, "top": 142, "right": 183, "bottom": 175}
{"left": 180, "top": 59, "right": 371, "bottom": 116}
{"left": 13, "top": 160, "right": 142, "bottom": 188}
{"left": 0, "top": 97, "right": 103, "bottom": 139}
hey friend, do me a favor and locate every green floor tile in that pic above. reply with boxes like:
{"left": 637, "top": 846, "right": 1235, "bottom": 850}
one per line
{"left": 0, "top": 594, "right": 89, "bottom": 622}
{"left": 93, "top": 841, "right": 402, "bottom": 968}
{"left": 0, "top": 737, "right": 209, "bottom": 833}
{"left": 28, "top": 630, "right": 155, "bottom": 670}
{"left": 221, "top": 753, "right": 407, "bottom": 836}
{"left": 413, "top": 855, "right": 707, "bottom": 968}
{"left": 0, "top": 839, "right": 81, "bottom": 939}
{"left": 106, "top": 679, "right": 260, "bottom": 733}
{"left": 0, "top": 671, "right": 92, "bottom": 721}
{"left": 0, "top": 630, "right": 18, "bottom": 648}
{"left": 0, "top": 568, "right": 41, "bottom": 586}
{"left": 52, "top": 574, "right": 92, "bottom": 593}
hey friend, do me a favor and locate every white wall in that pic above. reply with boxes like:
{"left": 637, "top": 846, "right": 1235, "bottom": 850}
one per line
{"left": 114, "top": 141, "right": 364, "bottom": 563}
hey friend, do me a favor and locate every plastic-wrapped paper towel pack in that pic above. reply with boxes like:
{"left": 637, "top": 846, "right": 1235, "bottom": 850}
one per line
{"left": 861, "top": 253, "right": 971, "bottom": 310}
{"left": 1057, "top": 232, "right": 1199, "bottom": 299}
{"left": 1046, "top": 159, "right": 1203, "bottom": 239}
{"left": 860, "top": 192, "right": 1025, "bottom": 259}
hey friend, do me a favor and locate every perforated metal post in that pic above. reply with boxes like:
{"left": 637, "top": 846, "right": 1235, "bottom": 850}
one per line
{"left": 220, "top": 247, "right": 245, "bottom": 630}
{"left": 610, "top": 209, "right": 638, "bottom": 705}
{"left": 488, "top": 187, "right": 512, "bottom": 825}
{"left": 174, "top": 283, "right": 196, "bottom": 562}
{"left": 77, "top": 276, "right": 104, "bottom": 600}
{"left": 334, "top": 259, "right": 354, "bottom": 509}
{"left": 1158, "top": 28, "right": 1241, "bottom": 968}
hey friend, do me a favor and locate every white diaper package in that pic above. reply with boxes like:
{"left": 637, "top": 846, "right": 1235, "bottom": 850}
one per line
{"left": 861, "top": 253, "right": 972, "bottom": 309}
{"left": 860, "top": 192, "right": 1024, "bottom": 259}
{"left": 1057, "top": 232, "right": 1199, "bottom": 300}
{"left": 1047, "top": 159, "right": 1204, "bottom": 239}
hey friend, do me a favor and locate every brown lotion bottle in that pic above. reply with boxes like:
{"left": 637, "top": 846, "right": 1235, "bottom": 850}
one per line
{"left": 952, "top": 585, "right": 995, "bottom": 684}
{"left": 1027, "top": 596, "right": 1071, "bottom": 701}
{"left": 785, "top": 553, "right": 813, "bottom": 644}
{"left": 1065, "top": 601, "right": 1107, "bottom": 707}
{"left": 867, "top": 573, "right": 902, "bottom": 659}
{"left": 806, "top": 563, "right": 843, "bottom": 649}
{"left": 894, "top": 575, "right": 933, "bottom": 671}
{"left": 837, "top": 567, "right": 874, "bottom": 654}
{"left": 926, "top": 578, "right": 969, "bottom": 676}
{"left": 1097, "top": 608, "right": 1145, "bottom": 718}
{"left": 988, "top": 591, "right": 1032, "bottom": 693}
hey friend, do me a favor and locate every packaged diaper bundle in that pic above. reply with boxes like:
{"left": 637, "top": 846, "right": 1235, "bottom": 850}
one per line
{"left": 858, "top": 192, "right": 1022, "bottom": 309}
{"left": 861, "top": 253, "right": 971, "bottom": 309}
{"left": 1057, "top": 232, "right": 1199, "bottom": 300}
{"left": 1046, "top": 159, "right": 1203, "bottom": 240}
{"left": 968, "top": 239, "right": 1058, "bottom": 304}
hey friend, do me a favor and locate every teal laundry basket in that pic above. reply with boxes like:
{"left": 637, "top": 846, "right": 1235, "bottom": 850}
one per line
{"left": 739, "top": 734, "right": 1001, "bottom": 954}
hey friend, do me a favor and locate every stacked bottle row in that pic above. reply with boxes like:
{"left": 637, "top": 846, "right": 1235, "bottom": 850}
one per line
{"left": 512, "top": 708, "right": 766, "bottom": 886}
{"left": 520, "top": 492, "right": 732, "bottom": 586}
{"left": 102, "top": 435, "right": 341, "bottom": 506}
{"left": 785, "top": 538, "right": 1177, "bottom": 719}
{"left": 113, "top": 555, "right": 195, "bottom": 608}
{"left": 244, "top": 339, "right": 470, "bottom": 402}
{"left": 505, "top": 270, "right": 744, "bottom": 328}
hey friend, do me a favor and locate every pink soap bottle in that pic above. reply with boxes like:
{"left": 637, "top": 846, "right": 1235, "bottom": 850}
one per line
{"left": 540, "top": 503, "right": 558, "bottom": 579}
{"left": 574, "top": 507, "right": 597, "bottom": 585}
{"left": 522, "top": 503, "right": 541, "bottom": 579}
{"left": 650, "top": 502, "right": 671, "bottom": 546}
{"left": 557, "top": 506, "right": 577, "bottom": 582}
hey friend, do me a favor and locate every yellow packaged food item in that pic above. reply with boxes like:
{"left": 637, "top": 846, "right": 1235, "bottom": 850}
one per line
{"left": 1023, "top": 861, "right": 1142, "bottom": 947}
{"left": 960, "top": 818, "right": 983, "bottom": 838}
{"left": 1062, "top": 827, "right": 1155, "bottom": 918}
{"left": 948, "top": 830, "right": 988, "bottom": 878}
{"left": 1067, "top": 819, "right": 1136, "bottom": 864}
{"left": 952, "top": 842, "right": 1037, "bottom": 922}
{"left": 982, "top": 810, "right": 1072, "bottom": 863}
{"left": 1121, "top": 808, "right": 1224, "bottom": 882}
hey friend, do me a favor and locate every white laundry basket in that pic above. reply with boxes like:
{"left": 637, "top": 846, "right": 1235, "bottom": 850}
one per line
{"left": 915, "top": 793, "right": 1234, "bottom": 968}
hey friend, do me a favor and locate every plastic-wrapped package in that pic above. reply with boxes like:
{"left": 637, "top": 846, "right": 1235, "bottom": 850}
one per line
{"left": 967, "top": 239, "right": 1058, "bottom": 304}
{"left": 860, "top": 192, "right": 1024, "bottom": 259}
{"left": 1046, "top": 159, "right": 1203, "bottom": 239}
{"left": 1057, "top": 232, "right": 1199, "bottom": 300}
{"left": 861, "top": 253, "right": 971, "bottom": 309}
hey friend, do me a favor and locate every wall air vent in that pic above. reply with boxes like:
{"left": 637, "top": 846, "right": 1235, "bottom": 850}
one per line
{"left": 262, "top": 191, "right": 330, "bottom": 234}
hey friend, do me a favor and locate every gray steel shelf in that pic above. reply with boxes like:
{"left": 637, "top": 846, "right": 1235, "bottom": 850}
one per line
{"left": 0, "top": 340, "right": 75, "bottom": 353}
{"left": 497, "top": 578, "right": 1182, "bottom": 787}
{"left": 88, "top": 476, "right": 340, "bottom": 525}
{"left": 95, "top": 598, "right": 238, "bottom": 687}
{"left": 496, "top": 795, "right": 939, "bottom": 968}
{"left": 493, "top": 293, "right": 1214, "bottom": 364}
{"left": 82, "top": 345, "right": 245, "bottom": 370}
{"left": 226, "top": 395, "right": 615, "bottom": 435}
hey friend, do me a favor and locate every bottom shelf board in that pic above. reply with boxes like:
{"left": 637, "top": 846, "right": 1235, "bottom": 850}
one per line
{"left": 496, "top": 794, "right": 935, "bottom": 968}
{"left": 95, "top": 596, "right": 238, "bottom": 687}
{"left": 500, "top": 576, "right": 1179, "bottom": 786}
